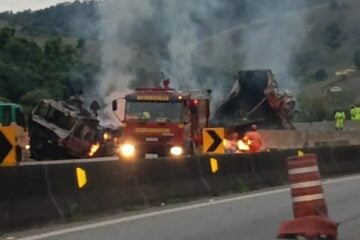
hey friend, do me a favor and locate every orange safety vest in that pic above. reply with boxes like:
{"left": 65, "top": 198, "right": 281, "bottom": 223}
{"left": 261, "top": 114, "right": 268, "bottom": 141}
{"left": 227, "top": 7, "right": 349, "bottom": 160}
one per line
{"left": 244, "top": 131, "right": 263, "bottom": 152}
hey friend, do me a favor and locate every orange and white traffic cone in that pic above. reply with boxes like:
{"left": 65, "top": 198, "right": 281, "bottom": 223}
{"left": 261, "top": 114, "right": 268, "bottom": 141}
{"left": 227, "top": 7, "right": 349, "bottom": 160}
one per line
{"left": 277, "top": 154, "right": 338, "bottom": 240}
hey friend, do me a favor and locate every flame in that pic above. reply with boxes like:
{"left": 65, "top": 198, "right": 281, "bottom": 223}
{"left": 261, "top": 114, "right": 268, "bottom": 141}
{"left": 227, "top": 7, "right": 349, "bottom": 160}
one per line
{"left": 223, "top": 139, "right": 230, "bottom": 148}
{"left": 237, "top": 139, "right": 250, "bottom": 151}
{"left": 89, "top": 142, "right": 100, "bottom": 157}
{"left": 103, "top": 132, "right": 110, "bottom": 141}
{"left": 223, "top": 138, "right": 239, "bottom": 153}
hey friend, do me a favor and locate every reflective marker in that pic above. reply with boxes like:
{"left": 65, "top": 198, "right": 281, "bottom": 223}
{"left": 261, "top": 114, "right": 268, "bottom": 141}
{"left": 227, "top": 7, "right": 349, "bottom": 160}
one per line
{"left": 76, "top": 167, "right": 87, "bottom": 189}
{"left": 297, "top": 150, "right": 304, "bottom": 157}
{"left": 210, "top": 157, "right": 219, "bottom": 173}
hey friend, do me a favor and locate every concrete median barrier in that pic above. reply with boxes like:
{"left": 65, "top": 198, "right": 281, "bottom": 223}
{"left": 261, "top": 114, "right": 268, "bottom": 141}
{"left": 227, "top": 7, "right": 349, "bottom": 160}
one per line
{"left": 0, "top": 166, "right": 58, "bottom": 229}
{"left": 133, "top": 156, "right": 211, "bottom": 204}
{"left": 1, "top": 145, "right": 360, "bottom": 232}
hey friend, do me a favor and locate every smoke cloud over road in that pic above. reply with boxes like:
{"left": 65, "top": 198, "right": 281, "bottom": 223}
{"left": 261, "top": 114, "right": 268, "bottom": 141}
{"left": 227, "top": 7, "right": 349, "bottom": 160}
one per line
{"left": 95, "top": 0, "right": 153, "bottom": 123}
{"left": 94, "top": 0, "right": 319, "bottom": 123}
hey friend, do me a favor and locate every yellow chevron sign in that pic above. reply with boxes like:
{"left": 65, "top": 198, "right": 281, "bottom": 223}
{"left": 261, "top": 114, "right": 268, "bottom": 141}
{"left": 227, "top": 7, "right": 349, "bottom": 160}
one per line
{"left": 0, "top": 126, "right": 16, "bottom": 167}
{"left": 203, "top": 128, "right": 224, "bottom": 154}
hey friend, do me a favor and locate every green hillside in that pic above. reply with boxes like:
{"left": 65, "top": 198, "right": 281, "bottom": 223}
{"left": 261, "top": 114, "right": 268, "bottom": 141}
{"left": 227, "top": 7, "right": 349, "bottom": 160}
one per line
{"left": 0, "top": 0, "right": 358, "bottom": 121}
{"left": 0, "top": 27, "right": 99, "bottom": 113}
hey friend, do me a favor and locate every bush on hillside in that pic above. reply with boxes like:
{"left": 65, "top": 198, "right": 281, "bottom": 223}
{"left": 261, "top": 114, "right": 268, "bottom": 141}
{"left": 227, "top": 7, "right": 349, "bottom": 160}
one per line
{"left": 0, "top": 27, "right": 98, "bottom": 111}
{"left": 323, "top": 22, "right": 344, "bottom": 50}
{"left": 313, "top": 68, "right": 328, "bottom": 81}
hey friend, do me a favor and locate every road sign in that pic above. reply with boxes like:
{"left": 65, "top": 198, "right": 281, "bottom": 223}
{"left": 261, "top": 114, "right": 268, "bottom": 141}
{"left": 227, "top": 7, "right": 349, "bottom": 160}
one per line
{"left": 203, "top": 128, "right": 224, "bottom": 154}
{"left": 0, "top": 126, "right": 16, "bottom": 167}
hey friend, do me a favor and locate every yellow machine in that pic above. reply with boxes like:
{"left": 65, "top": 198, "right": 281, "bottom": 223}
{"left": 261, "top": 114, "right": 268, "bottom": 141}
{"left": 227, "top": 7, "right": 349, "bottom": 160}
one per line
{"left": 0, "top": 102, "right": 30, "bottom": 164}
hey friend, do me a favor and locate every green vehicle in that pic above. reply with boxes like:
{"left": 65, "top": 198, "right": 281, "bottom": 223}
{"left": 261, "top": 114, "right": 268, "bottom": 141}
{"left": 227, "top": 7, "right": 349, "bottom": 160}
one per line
{"left": 0, "top": 102, "right": 30, "bottom": 161}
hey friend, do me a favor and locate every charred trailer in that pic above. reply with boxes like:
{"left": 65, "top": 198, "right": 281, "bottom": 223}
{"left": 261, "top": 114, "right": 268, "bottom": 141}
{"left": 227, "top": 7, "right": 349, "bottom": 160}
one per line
{"left": 29, "top": 98, "right": 101, "bottom": 160}
{"left": 213, "top": 70, "right": 295, "bottom": 130}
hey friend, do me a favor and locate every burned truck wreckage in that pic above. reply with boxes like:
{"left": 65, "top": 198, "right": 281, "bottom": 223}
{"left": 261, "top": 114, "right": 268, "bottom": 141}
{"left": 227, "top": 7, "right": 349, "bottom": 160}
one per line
{"left": 29, "top": 97, "right": 113, "bottom": 160}
{"left": 213, "top": 70, "right": 295, "bottom": 130}
{"left": 27, "top": 70, "right": 294, "bottom": 160}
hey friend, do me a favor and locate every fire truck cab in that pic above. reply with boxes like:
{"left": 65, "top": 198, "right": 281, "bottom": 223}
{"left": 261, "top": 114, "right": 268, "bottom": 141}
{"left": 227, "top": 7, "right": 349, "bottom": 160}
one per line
{"left": 112, "top": 80, "right": 210, "bottom": 159}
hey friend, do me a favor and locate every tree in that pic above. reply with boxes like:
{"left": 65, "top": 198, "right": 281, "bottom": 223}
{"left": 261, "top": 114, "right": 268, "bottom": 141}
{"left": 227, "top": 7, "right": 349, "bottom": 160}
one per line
{"left": 323, "top": 23, "right": 344, "bottom": 50}
{"left": 0, "top": 27, "right": 15, "bottom": 48}
{"left": 76, "top": 38, "right": 86, "bottom": 50}
{"left": 0, "top": 96, "right": 11, "bottom": 102}
{"left": 352, "top": 49, "right": 360, "bottom": 69}
{"left": 19, "top": 89, "right": 52, "bottom": 114}
{"left": 44, "top": 38, "right": 62, "bottom": 60}
{"left": 0, "top": 27, "right": 99, "bottom": 106}
{"left": 314, "top": 68, "right": 328, "bottom": 81}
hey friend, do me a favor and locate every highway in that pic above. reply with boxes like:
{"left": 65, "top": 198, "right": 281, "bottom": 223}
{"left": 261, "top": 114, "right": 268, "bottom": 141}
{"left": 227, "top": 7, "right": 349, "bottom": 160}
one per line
{"left": 6, "top": 175, "right": 360, "bottom": 240}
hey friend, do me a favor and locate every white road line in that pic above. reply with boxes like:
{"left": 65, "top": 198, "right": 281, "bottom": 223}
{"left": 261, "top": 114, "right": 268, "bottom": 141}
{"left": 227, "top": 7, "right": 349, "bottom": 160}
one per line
{"left": 15, "top": 189, "right": 289, "bottom": 240}
{"left": 15, "top": 174, "right": 360, "bottom": 240}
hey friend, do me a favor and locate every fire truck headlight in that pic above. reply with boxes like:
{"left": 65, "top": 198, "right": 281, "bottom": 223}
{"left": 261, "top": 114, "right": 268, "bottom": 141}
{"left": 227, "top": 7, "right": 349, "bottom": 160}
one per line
{"left": 170, "top": 146, "right": 183, "bottom": 156}
{"left": 120, "top": 144, "right": 135, "bottom": 157}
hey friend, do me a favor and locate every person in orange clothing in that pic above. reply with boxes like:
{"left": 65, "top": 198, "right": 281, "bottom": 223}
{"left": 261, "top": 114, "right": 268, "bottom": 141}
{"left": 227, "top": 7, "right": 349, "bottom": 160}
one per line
{"left": 243, "top": 124, "right": 263, "bottom": 153}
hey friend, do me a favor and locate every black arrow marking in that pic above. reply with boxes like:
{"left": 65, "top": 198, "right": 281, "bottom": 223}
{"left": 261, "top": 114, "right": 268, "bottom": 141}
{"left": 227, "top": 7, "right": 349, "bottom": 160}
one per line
{"left": 0, "top": 131, "right": 12, "bottom": 163}
{"left": 207, "top": 130, "right": 222, "bottom": 152}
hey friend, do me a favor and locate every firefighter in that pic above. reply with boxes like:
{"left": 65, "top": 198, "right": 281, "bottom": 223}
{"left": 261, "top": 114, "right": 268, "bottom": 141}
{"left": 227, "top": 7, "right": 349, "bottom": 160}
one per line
{"left": 350, "top": 105, "right": 356, "bottom": 120}
{"left": 334, "top": 109, "right": 346, "bottom": 130}
{"left": 356, "top": 105, "right": 360, "bottom": 120}
{"left": 244, "top": 124, "right": 263, "bottom": 153}
{"left": 141, "top": 111, "right": 151, "bottom": 119}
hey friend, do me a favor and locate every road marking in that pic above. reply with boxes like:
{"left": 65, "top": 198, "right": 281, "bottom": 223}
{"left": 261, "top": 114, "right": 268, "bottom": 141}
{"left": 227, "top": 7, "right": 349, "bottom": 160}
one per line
{"left": 15, "top": 188, "right": 289, "bottom": 240}
{"left": 16, "top": 174, "right": 360, "bottom": 240}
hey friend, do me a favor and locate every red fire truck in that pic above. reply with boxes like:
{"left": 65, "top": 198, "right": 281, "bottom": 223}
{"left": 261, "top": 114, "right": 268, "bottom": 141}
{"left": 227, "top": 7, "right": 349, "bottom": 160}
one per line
{"left": 112, "top": 80, "right": 210, "bottom": 159}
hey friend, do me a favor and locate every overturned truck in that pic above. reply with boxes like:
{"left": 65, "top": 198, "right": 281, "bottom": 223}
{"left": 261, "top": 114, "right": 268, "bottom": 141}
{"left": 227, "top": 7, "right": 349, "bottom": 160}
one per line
{"left": 214, "top": 69, "right": 295, "bottom": 130}
{"left": 29, "top": 97, "right": 101, "bottom": 160}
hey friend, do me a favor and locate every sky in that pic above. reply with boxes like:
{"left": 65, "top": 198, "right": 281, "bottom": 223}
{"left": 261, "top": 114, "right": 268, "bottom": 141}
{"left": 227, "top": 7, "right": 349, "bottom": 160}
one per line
{"left": 0, "top": 0, "right": 74, "bottom": 12}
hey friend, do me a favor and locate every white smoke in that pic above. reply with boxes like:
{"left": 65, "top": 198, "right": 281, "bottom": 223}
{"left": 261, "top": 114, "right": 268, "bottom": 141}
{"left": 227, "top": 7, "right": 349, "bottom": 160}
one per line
{"left": 94, "top": 0, "right": 315, "bottom": 123}
{"left": 196, "top": 3, "right": 315, "bottom": 91}
{"left": 240, "top": 9, "right": 310, "bottom": 89}
{"left": 96, "top": 0, "right": 153, "bottom": 124}
{"left": 160, "top": 0, "right": 221, "bottom": 89}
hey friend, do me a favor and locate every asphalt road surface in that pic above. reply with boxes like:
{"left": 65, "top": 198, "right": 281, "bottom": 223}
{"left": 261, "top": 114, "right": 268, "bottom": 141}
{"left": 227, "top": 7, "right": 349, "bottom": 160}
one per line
{"left": 6, "top": 175, "right": 360, "bottom": 240}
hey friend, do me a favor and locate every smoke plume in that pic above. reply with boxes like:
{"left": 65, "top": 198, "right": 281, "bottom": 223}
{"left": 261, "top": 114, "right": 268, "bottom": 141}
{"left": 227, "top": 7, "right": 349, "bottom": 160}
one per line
{"left": 95, "top": 0, "right": 153, "bottom": 124}
{"left": 94, "top": 0, "right": 321, "bottom": 123}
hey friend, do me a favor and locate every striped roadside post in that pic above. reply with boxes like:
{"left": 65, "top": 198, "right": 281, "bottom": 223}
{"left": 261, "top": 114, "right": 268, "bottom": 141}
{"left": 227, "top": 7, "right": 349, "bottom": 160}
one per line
{"left": 288, "top": 154, "right": 328, "bottom": 218}
{"left": 278, "top": 154, "right": 338, "bottom": 240}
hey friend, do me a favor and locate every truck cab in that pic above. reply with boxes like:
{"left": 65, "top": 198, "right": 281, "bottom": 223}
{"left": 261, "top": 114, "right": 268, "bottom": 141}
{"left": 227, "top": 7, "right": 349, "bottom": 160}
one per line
{"left": 30, "top": 99, "right": 100, "bottom": 160}
{"left": 112, "top": 81, "right": 210, "bottom": 159}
